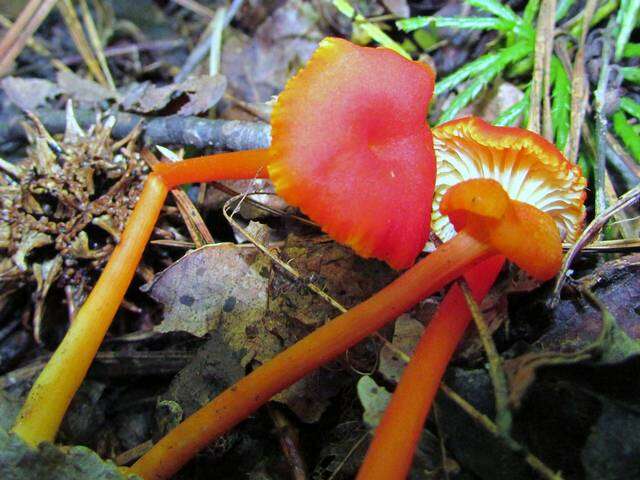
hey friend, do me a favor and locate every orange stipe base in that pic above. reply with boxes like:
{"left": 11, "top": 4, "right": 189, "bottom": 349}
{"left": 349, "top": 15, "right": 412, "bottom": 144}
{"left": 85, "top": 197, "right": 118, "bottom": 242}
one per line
{"left": 357, "top": 255, "right": 505, "bottom": 480}
{"left": 131, "top": 232, "right": 493, "bottom": 480}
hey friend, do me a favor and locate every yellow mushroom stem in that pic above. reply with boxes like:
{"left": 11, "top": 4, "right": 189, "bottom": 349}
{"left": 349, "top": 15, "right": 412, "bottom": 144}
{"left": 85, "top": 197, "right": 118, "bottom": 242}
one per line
{"left": 12, "top": 149, "right": 270, "bottom": 446}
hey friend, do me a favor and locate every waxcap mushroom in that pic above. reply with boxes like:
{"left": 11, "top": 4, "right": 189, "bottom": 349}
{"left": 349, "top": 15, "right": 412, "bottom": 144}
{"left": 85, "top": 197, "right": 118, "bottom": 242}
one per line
{"left": 431, "top": 117, "right": 586, "bottom": 243}
{"left": 268, "top": 37, "right": 436, "bottom": 270}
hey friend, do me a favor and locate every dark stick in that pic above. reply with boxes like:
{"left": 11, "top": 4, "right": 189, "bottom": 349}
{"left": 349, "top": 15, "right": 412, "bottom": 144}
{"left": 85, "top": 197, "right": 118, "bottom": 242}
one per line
{"left": 0, "top": 107, "right": 271, "bottom": 151}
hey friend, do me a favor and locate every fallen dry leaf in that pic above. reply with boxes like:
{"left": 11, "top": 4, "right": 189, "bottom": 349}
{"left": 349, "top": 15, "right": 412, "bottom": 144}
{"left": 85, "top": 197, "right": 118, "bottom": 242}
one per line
{"left": 221, "top": 0, "right": 324, "bottom": 103}
{"left": 378, "top": 314, "right": 423, "bottom": 383}
{"left": 148, "top": 233, "right": 396, "bottom": 421}
{"left": 1, "top": 77, "right": 60, "bottom": 111}
{"left": 121, "top": 75, "right": 227, "bottom": 115}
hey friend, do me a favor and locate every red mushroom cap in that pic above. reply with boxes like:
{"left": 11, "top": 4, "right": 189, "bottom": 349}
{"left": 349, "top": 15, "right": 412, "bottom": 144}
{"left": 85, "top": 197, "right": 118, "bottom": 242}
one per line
{"left": 268, "top": 38, "right": 436, "bottom": 270}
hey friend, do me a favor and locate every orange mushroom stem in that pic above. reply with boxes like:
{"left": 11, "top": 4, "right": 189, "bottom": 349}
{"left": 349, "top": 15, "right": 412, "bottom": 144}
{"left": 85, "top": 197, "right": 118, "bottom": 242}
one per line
{"left": 357, "top": 117, "right": 587, "bottom": 480}
{"left": 130, "top": 175, "right": 570, "bottom": 480}
{"left": 357, "top": 255, "right": 505, "bottom": 480}
{"left": 130, "top": 205, "right": 494, "bottom": 480}
{"left": 12, "top": 37, "right": 436, "bottom": 448}
{"left": 12, "top": 151, "right": 270, "bottom": 446}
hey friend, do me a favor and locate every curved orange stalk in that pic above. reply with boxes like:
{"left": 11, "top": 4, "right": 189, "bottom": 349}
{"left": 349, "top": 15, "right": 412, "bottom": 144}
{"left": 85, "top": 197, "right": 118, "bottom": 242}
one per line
{"left": 12, "top": 152, "right": 270, "bottom": 446}
{"left": 356, "top": 255, "right": 505, "bottom": 480}
{"left": 130, "top": 232, "right": 493, "bottom": 480}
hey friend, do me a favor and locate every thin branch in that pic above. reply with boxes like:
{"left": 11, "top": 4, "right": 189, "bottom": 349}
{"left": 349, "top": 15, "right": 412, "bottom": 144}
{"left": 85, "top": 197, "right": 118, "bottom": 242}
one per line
{"left": 550, "top": 183, "right": 640, "bottom": 307}
{"left": 460, "top": 281, "right": 512, "bottom": 434}
{"left": 564, "top": 0, "right": 598, "bottom": 163}
{"left": 0, "top": 108, "right": 271, "bottom": 151}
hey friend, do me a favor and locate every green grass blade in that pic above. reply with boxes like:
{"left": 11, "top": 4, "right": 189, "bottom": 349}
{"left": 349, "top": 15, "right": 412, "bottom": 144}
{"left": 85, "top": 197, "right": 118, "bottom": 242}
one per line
{"left": 397, "top": 16, "right": 514, "bottom": 32}
{"left": 332, "top": 0, "right": 410, "bottom": 58}
{"left": 623, "top": 43, "right": 640, "bottom": 57}
{"left": 615, "top": 0, "right": 640, "bottom": 61}
{"left": 466, "top": 0, "right": 521, "bottom": 23}
{"left": 523, "top": 0, "right": 541, "bottom": 25}
{"left": 620, "top": 98, "right": 640, "bottom": 120}
{"left": 494, "top": 93, "right": 530, "bottom": 126}
{"left": 556, "top": 0, "right": 577, "bottom": 20}
{"left": 435, "top": 52, "right": 501, "bottom": 95}
{"left": 438, "top": 63, "right": 504, "bottom": 123}
{"left": 621, "top": 66, "right": 640, "bottom": 84}
{"left": 438, "top": 43, "right": 531, "bottom": 123}
{"left": 613, "top": 111, "right": 640, "bottom": 162}
{"left": 436, "top": 41, "right": 531, "bottom": 96}
{"left": 570, "top": 0, "right": 619, "bottom": 38}
{"left": 551, "top": 56, "right": 571, "bottom": 150}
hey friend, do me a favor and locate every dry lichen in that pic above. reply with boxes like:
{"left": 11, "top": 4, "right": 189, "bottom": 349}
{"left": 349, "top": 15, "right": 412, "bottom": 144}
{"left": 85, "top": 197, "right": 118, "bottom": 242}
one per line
{"left": 0, "top": 104, "right": 150, "bottom": 341}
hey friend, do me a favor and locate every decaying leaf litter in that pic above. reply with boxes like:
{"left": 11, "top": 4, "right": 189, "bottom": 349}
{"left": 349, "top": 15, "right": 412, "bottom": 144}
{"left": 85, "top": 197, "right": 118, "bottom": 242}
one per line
{"left": 0, "top": 0, "right": 639, "bottom": 478}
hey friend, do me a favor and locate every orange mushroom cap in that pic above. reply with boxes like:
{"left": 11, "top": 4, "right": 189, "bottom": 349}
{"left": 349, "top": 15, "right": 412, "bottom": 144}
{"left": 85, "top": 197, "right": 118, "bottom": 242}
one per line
{"left": 441, "top": 178, "right": 562, "bottom": 281}
{"left": 431, "top": 117, "right": 586, "bottom": 244}
{"left": 268, "top": 37, "right": 436, "bottom": 270}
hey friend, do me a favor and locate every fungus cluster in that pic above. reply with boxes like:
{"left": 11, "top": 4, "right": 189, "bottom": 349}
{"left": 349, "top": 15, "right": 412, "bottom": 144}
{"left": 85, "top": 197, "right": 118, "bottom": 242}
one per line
{"left": 11, "top": 36, "right": 587, "bottom": 480}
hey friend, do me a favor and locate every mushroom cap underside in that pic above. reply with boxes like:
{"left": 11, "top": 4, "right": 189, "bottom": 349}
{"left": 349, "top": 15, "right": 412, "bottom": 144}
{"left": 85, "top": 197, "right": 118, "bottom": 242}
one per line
{"left": 432, "top": 117, "right": 586, "bottom": 244}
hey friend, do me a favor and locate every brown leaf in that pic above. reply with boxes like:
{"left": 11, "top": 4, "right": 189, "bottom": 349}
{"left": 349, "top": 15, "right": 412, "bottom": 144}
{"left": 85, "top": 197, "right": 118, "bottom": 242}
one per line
{"left": 121, "top": 75, "right": 226, "bottom": 115}
{"left": 378, "top": 314, "right": 423, "bottom": 383}
{"left": 221, "top": 0, "right": 323, "bottom": 103}
{"left": 148, "top": 243, "right": 270, "bottom": 340}
{"left": 1, "top": 77, "right": 60, "bottom": 111}
{"left": 176, "top": 75, "right": 227, "bottom": 116}
{"left": 56, "top": 71, "right": 117, "bottom": 104}
{"left": 148, "top": 234, "right": 396, "bottom": 422}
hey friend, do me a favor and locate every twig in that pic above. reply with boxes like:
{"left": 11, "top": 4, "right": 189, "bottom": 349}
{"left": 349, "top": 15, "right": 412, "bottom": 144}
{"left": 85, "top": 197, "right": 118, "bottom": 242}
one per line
{"left": 550, "top": 183, "right": 640, "bottom": 307}
{"left": 541, "top": 0, "right": 556, "bottom": 141}
{"left": 459, "top": 281, "right": 512, "bottom": 434}
{"left": 528, "top": 0, "right": 556, "bottom": 137}
{"left": 222, "top": 193, "right": 347, "bottom": 314}
{"left": 0, "top": 0, "right": 58, "bottom": 76}
{"left": 57, "top": 0, "right": 109, "bottom": 87}
{"left": 0, "top": 12, "right": 50, "bottom": 57}
{"left": 268, "top": 405, "right": 308, "bottom": 480}
{"left": 171, "top": 0, "right": 216, "bottom": 19}
{"left": 325, "top": 432, "right": 368, "bottom": 480}
{"left": 116, "top": 440, "right": 154, "bottom": 466}
{"left": 605, "top": 131, "right": 640, "bottom": 187}
{"left": 208, "top": 7, "right": 226, "bottom": 76}
{"left": 78, "top": 0, "right": 116, "bottom": 90}
{"left": 564, "top": 0, "right": 598, "bottom": 163}
{"left": 439, "top": 384, "right": 563, "bottom": 480}
{"left": 0, "top": 108, "right": 271, "bottom": 151}
{"left": 432, "top": 404, "right": 451, "bottom": 480}
{"left": 563, "top": 239, "right": 640, "bottom": 253}
{"left": 141, "top": 148, "right": 214, "bottom": 247}
{"left": 593, "top": 22, "right": 615, "bottom": 222}
{"left": 0, "top": 156, "right": 24, "bottom": 179}
{"left": 60, "top": 39, "right": 185, "bottom": 65}
{"left": 174, "top": 1, "right": 241, "bottom": 82}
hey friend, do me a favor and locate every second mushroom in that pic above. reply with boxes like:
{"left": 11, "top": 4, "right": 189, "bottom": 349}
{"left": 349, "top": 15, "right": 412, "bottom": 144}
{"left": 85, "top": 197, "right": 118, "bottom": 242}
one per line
{"left": 358, "top": 116, "right": 587, "bottom": 479}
